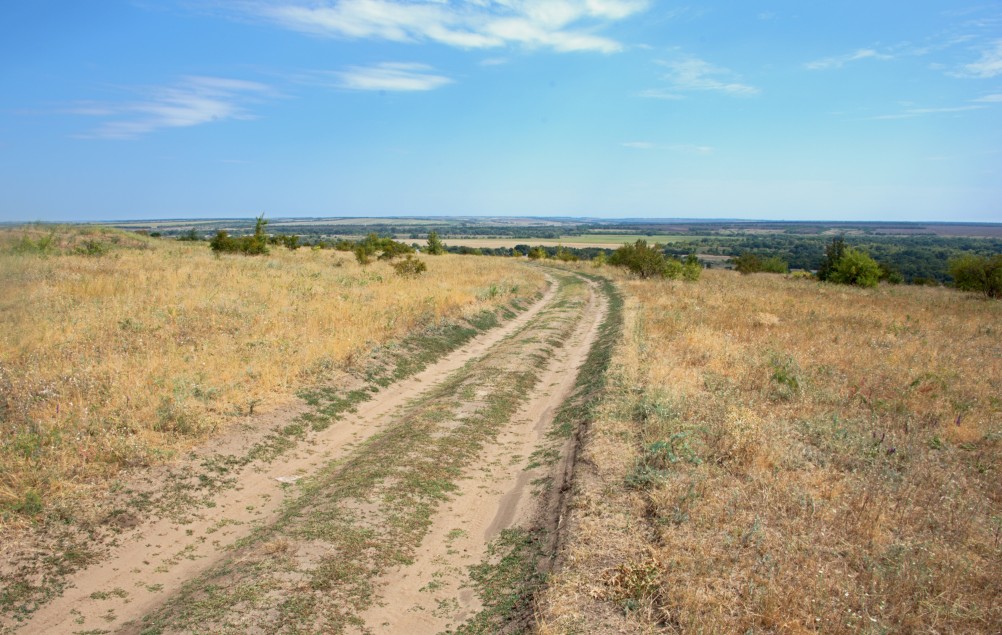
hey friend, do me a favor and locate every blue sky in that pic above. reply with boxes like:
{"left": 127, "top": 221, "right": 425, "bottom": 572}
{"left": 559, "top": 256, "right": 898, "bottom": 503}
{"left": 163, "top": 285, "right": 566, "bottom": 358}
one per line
{"left": 1, "top": 0, "right": 1000, "bottom": 222}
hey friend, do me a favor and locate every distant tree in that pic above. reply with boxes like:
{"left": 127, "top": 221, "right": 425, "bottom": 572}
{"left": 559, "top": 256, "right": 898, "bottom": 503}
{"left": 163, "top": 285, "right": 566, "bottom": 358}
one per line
{"left": 817, "top": 236, "right": 847, "bottom": 281}
{"left": 949, "top": 254, "right": 1002, "bottom": 298}
{"left": 528, "top": 247, "right": 547, "bottom": 260}
{"left": 733, "top": 252, "right": 763, "bottom": 274}
{"left": 426, "top": 231, "right": 446, "bottom": 255}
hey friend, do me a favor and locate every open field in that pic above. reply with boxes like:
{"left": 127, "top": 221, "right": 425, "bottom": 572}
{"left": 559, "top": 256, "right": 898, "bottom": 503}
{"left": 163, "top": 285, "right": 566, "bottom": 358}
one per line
{"left": 539, "top": 267, "right": 1002, "bottom": 633}
{"left": 0, "top": 226, "right": 545, "bottom": 524}
{"left": 2, "top": 223, "right": 1000, "bottom": 634}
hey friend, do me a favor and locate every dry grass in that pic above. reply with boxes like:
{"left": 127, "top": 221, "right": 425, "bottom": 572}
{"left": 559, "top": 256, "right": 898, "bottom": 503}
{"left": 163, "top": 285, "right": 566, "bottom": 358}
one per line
{"left": 0, "top": 226, "right": 545, "bottom": 523}
{"left": 540, "top": 267, "right": 1002, "bottom": 633}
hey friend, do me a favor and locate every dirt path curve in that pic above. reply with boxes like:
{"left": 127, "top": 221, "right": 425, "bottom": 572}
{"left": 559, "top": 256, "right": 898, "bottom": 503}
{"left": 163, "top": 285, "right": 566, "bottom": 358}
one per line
{"left": 21, "top": 276, "right": 562, "bottom": 634}
{"left": 357, "top": 273, "right": 606, "bottom": 633}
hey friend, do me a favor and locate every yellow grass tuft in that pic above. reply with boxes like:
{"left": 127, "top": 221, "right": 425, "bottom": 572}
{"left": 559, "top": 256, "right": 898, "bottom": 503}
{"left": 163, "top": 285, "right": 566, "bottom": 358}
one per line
{"left": 0, "top": 227, "right": 545, "bottom": 523}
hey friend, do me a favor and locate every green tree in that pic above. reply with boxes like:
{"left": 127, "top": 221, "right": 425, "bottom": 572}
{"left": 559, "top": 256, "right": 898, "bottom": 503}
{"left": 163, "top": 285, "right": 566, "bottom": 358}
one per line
{"left": 817, "top": 236, "right": 847, "bottom": 282}
{"left": 949, "top": 254, "right": 1002, "bottom": 298}
{"left": 828, "top": 247, "right": 880, "bottom": 288}
{"left": 426, "top": 231, "right": 446, "bottom": 255}
{"left": 527, "top": 247, "right": 546, "bottom": 260}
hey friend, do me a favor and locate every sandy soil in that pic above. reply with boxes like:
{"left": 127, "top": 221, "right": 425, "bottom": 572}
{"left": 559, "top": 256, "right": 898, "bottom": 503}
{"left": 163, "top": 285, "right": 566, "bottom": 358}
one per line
{"left": 356, "top": 275, "right": 607, "bottom": 633}
{"left": 19, "top": 278, "right": 560, "bottom": 634}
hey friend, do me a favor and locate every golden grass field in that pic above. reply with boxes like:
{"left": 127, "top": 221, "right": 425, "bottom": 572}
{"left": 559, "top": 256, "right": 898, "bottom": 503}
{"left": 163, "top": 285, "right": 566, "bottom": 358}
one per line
{"left": 0, "top": 226, "right": 545, "bottom": 525}
{"left": 540, "top": 267, "right": 1001, "bottom": 633}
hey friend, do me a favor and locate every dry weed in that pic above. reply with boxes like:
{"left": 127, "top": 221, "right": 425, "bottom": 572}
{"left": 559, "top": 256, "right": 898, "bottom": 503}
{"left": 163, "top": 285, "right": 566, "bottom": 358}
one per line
{"left": 0, "top": 227, "right": 544, "bottom": 524}
{"left": 540, "top": 268, "right": 1001, "bottom": 633}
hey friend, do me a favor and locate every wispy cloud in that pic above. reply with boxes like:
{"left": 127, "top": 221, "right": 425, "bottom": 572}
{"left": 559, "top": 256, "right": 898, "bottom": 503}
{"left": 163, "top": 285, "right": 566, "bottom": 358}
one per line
{"left": 73, "top": 76, "right": 271, "bottom": 139}
{"left": 621, "top": 141, "right": 713, "bottom": 154}
{"left": 621, "top": 141, "right": 656, "bottom": 149}
{"left": 974, "top": 93, "right": 1002, "bottom": 102}
{"left": 956, "top": 38, "right": 1002, "bottom": 77}
{"left": 805, "top": 48, "right": 893, "bottom": 70}
{"left": 870, "top": 105, "right": 986, "bottom": 120}
{"left": 648, "top": 57, "right": 759, "bottom": 97}
{"left": 245, "top": 0, "right": 649, "bottom": 53}
{"left": 329, "top": 62, "right": 452, "bottom": 91}
{"left": 635, "top": 88, "right": 683, "bottom": 100}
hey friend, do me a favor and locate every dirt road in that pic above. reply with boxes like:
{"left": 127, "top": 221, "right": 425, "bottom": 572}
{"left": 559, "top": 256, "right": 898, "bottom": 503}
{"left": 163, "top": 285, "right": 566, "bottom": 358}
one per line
{"left": 16, "top": 268, "right": 611, "bottom": 634}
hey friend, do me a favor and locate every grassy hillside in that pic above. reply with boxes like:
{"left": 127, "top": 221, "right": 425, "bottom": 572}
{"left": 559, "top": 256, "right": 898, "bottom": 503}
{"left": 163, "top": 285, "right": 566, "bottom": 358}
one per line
{"left": 0, "top": 226, "right": 545, "bottom": 526}
{"left": 540, "top": 267, "right": 1001, "bottom": 633}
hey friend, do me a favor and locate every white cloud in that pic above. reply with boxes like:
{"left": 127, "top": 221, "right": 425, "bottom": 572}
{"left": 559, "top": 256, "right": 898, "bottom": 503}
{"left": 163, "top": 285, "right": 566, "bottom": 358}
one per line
{"left": 621, "top": 141, "right": 713, "bottom": 154}
{"left": 974, "top": 93, "right": 1002, "bottom": 102}
{"left": 333, "top": 62, "right": 453, "bottom": 91}
{"left": 870, "top": 105, "right": 985, "bottom": 120}
{"left": 635, "top": 88, "right": 683, "bottom": 100}
{"left": 621, "top": 141, "right": 655, "bottom": 149}
{"left": 651, "top": 57, "right": 759, "bottom": 97}
{"left": 958, "top": 39, "right": 1002, "bottom": 77}
{"left": 249, "top": 0, "right": 649, "bottom": 53}
{"left": 805, "top": 48, "right": 892, "bottom": 70}
{"left": 74, "top": 76, "right": 270, "bottom": 139}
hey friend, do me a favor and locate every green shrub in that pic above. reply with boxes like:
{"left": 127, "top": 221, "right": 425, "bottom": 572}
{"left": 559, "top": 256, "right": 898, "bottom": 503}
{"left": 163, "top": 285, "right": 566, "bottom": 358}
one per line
{"left": 426, "top": 231, "right": 446, "bottom": 255}
{"left": 75, "top": 240, "right": 108, "bottom": 256}
{"left": 392, "top": 255, "right": 427, "bottom": 278}
{"left": 610, "top": 240, "right": 698, "bottom": 280}
{"left": 209, "top": 215, "right": 269, "bottom": 256}
{"left": 527, "top": 247, "right": 546, "bottom": 260}
{"left": 828, "top": 247, "right": 880, "bottom": 288}
{"left": 949, "top": 254, "right": 1002, "bottom": 298}
{"left": 734, "top": 252, "right": 789, "bottom": 274}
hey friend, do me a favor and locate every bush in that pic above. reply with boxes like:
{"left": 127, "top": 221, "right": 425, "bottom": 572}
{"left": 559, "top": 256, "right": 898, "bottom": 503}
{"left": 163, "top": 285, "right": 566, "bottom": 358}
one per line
{"left": 610, "top": 240, "right": 699, "bottom": 281}
{"left": 828, "top": 247, "right": 880, "bottom": 288}
{"left": 209, "top": 215, "right": 269, "bottom": 256}
{"left": 528, "top": 247, "right": 546, "bottom": 260}
{"left": 817, "top": 236, "right": 847, "bottom": 282}
{"left": 949, "top": 254, "right": 1002, "bottom": 298}
{"left": 392, "top": 255, "right": 427, "bottom": 278}
{"left": 733, "top": 251, "right": 789, "bottom": 274}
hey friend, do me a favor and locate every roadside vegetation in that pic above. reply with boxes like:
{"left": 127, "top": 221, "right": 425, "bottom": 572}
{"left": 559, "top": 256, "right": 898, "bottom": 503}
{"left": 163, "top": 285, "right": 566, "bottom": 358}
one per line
{"left": 539, "top": 267, "right": 1001, "bottom": 633}
{"left": 0, "top": 226, "right": 545, "bottom": 527}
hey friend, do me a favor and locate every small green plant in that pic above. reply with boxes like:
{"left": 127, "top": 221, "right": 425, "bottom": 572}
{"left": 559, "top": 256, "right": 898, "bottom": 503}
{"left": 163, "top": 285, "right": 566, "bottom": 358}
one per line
{"left": 13, "top": 231, "right": 57, "bottom": 255}
{"left": 76, "top": 240, "right": 108, "bottom": 256}
{"left": 391, "top": 255, "right": 427, "bottom": 278}
{"left": 425, "top": 231, "right": 446, "bottom": 255}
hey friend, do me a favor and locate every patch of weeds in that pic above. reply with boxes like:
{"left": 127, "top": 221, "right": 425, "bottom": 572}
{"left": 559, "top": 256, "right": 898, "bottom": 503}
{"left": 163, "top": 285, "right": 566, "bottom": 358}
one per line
{"left": 452, "top": 528, "right": 547, "bottom": 635}
{"left": 768, "top": 351, "right": 802, "bottom": 400}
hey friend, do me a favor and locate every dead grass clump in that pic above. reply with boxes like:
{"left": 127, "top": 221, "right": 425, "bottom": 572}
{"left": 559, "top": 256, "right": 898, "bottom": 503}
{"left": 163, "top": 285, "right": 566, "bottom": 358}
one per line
{"left": 0, "top": 228, "right": 545, "bottom": 525}
{"left": 539, "top": 269, "right": 1001, "bottom": 633}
